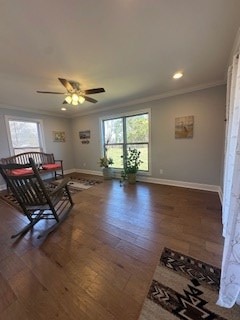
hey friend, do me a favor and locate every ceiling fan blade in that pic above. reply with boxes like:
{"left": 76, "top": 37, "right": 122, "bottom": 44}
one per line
{"left": 84, "top": 96, "right": 98, "bottom": 103}
{"left": 36, "top": 91, "right": 65, "bottom": 94}
{"left": 58, "top": 78, "right": 74, "bottom": 92}
{"left": 68, "top": 80, "right": 80, "bottom": 91}
{"left": 84, "top": 88, "right": 105, "bottom": 95}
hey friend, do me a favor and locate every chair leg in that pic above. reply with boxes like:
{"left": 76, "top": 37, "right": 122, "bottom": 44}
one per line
{"left": 54, "top": 167, "right": 64, "bottom": 179}
{"left": 11, "top": 210, "right": 44, "bottom": 239}
{"left": 65, "top": 185, "right": 74, "bottom": 205}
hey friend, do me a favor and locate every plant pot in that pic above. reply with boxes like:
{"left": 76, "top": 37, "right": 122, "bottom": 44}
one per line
{"left": 102, "top": 167, "right": 113, "bottom": 180}
{"left": 127, "top": 173, "right": 136, "bottom": 184}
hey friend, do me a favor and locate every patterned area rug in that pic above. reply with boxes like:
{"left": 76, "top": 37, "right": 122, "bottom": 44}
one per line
{"left": 139, "top": 247, "right": 240, "bottom": 320}
{"left": 54, "top": 177, "right": 102, "bottom": 192}
{"left": 0, "top": 178, "right": 102, "bottom": 211}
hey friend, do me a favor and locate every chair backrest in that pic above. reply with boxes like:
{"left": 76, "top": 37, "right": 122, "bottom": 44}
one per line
{"left": 0, "top": 158, "right": 51, "bottom": 211}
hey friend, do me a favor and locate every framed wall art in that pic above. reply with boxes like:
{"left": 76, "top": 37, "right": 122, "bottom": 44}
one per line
{"left": 53, "top": 131, "right": 66, "bottom": 142}
{"left": 175, "top": 115, "right": 194, "bottom": 139}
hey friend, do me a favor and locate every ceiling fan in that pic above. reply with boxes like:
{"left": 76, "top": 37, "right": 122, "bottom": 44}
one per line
{"left": 37, "top": 78, "right": 105, "bottom": 105}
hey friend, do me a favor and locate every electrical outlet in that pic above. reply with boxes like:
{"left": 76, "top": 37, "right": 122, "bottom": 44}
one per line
{"left": 83, "top": 162, "right": 86, "bottom": 167}
{"left": 160, "top": 169, "right": 163, "bottom": 174}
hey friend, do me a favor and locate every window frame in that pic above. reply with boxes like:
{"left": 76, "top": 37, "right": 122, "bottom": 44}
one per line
{"left": 99, "top": 108, "right": 151, "bottom": 175}
{"left": 5, "top": 115, "right": 46, "bottom": 156}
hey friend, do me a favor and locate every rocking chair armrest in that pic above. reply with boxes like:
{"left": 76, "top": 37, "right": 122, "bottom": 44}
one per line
{"left": 50, "top": 177, "right": 71, "bottom": 196}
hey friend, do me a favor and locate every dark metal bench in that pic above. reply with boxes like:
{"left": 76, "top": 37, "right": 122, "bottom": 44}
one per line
{"left": 0, "top": 152, "right": 64, "bottom": 179}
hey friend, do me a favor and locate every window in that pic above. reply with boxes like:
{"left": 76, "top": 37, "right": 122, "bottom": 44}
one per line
{"left": 5, "top": 116, "right": 45, "bottom": 155}
{"left": 102, "top": 111, "right": 150, "bottom": 172}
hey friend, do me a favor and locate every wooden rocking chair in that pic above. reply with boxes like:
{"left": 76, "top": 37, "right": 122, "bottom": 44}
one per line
{"left": 0, "top": 157, "right": 74, "bottom": 239}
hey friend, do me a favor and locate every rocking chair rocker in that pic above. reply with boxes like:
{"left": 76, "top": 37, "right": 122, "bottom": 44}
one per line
{"left": 0, "top": 157, "right": 74, "bottom": 239}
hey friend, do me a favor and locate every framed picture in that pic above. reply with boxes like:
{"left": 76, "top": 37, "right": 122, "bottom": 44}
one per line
{"left": 53, "top": 131, "right": 66, "bottom": 142}
{"left": 79, "top": 130, "right": 90, "bottom": 139}
{"left": 175, "top": 116, "right": 194, "bottom": 139}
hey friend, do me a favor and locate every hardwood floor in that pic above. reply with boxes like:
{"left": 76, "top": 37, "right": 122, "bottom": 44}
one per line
{"left": 0, "top": 174, "right": 223, "bottom": 319}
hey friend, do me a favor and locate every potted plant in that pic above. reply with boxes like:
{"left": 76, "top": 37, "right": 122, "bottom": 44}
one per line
{"left": 121, "top": 147, "right": 143, "bottom": 184}
{"left": 99, "top": 153, "right": 114, "bottom": 180}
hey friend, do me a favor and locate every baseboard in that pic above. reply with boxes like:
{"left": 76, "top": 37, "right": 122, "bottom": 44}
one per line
{"left": 75, "top": 168, "right": 102, "bottom": 176}
{"left": 75, "top": 168, "right": 220, "bottom": 193}
{"left": 0, "top": 183, "right": 6, "bottom": 191}
{"left": 138, "top": 176, "right": 220, "bottom": 192}
{"left": 64, "top": 168, "right": 77, "bottom": 175}
{"left": 218, "top": 186, "right": 223, "bottom": 204}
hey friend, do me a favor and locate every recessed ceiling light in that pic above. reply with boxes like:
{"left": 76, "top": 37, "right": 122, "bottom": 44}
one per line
{"left": 173, "top": 72, "right": 183, "bottom": 79}
{"left": 61, "top": 107, "right": 66, "bottom": 111}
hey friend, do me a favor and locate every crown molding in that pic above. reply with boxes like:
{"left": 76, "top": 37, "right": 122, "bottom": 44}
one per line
{"left": 0, "top": 103, "right": 72, "bottom": 118}
{"left": 71, "top": 80, "right": 226, "bottom": 118}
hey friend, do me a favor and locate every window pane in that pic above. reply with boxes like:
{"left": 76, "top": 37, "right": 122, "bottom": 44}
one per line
{"left": 127, "top": 144, "right": 149, "bottom": 171}
{"left": 102, "top": 112, "right": 150, "bottom": 172}
{"left": 9, "top": 121, "right": 40, "bottom": 148}
{"left": 126, "top": 114, "right": 149, "bottom": 143}
{"left": 105, "top": 145, "right": 123, "bottom": 169}
{"left": 8, "top": 119, "right": 43, "bottom": 155}
{"left": 104, "top": 118, "right": 123, "bottom": 144}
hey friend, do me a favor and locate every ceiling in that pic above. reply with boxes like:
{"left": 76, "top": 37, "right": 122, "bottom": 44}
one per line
{"left": 0, "top": 0, "right": 240, "bottom": 118}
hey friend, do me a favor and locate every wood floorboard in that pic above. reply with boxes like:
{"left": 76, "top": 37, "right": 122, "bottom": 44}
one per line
{"left": 0, "top": 174, "right": 224, "bottom": 319}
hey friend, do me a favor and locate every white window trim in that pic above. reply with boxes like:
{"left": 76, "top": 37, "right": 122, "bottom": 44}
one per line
{"left": 5, "top": 115, "right": 46, "bottom": 155}
{"left": 99, "top": 108, "right": 152, "bottom": 176}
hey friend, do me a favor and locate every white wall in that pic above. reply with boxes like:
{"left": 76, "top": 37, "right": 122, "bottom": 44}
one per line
{"left": 71, "top": 85, "right": 226, "bottom": 186}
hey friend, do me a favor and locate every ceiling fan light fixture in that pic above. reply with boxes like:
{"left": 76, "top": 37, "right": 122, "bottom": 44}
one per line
{"left": 78, "top": 95, "right": 85, "bottom": 104}
{"left": 72, "top": 100, "right": 78, "bottom": 106}
{"left": 72, "top": 93, "right": 79, "bottom": 103}
{"left": 65, "top": 95, "right": 72, "bottom": 104}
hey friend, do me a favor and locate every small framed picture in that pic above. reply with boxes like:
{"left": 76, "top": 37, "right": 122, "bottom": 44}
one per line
{"left": 53, "top": 131, "right": 66, "bottom": 142}
{"left": 79, "top": 130, "right": 90, "bottom": 139}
